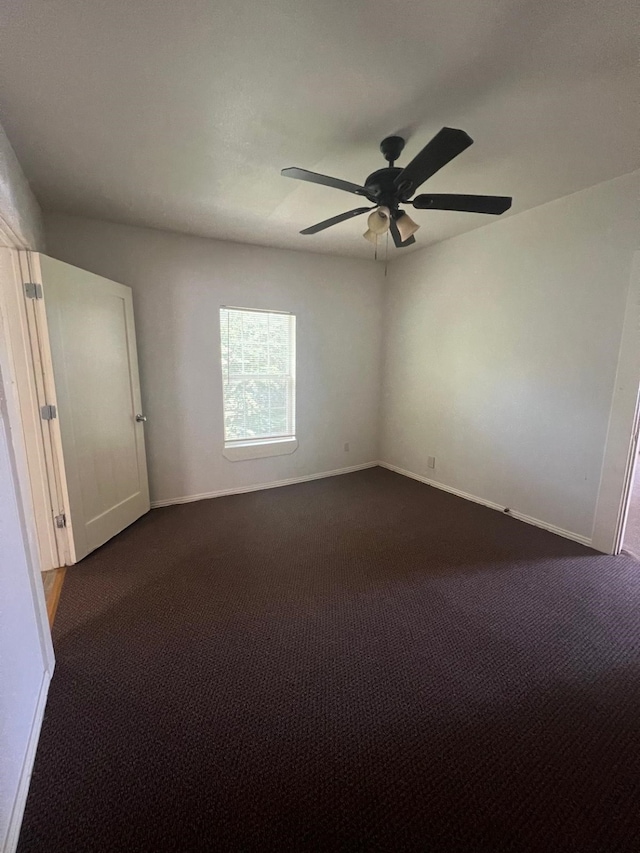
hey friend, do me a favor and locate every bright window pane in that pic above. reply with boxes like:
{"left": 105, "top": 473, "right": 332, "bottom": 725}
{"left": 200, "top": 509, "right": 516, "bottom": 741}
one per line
{"left": 220, "top": 308, "right": 296, "bottom": 443}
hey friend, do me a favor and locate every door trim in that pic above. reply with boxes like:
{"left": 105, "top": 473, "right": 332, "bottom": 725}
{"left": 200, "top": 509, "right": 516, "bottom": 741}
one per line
{"left": 0, "top": 248, "right": 72, "bottom": 569}
{"left": 2, "top": 670, "right": 50, "bottom": 853}
{"left": 25, "top": 252, "right": 76, "bottom": 564}
{"left": 0, "top": 250, "right": 55, "bottom": 668}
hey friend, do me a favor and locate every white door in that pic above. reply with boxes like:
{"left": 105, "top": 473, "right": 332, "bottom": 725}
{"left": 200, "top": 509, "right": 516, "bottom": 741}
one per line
{"left": 38, "top": 255, "right": 150, "bottom": 562}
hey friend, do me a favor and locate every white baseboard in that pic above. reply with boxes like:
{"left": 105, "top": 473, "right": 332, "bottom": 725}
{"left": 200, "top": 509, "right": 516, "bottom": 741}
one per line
{"left": 3, "top": 671, "right": 50, "bottom": 853}
{"left": 151, "top": 460, "right": 593, "bottom": 549}
{"left": 378, "top": 461, "right": 593, "bottom": 548}
{"left": 150, "top": 462, "right": 379, "bottom": 508}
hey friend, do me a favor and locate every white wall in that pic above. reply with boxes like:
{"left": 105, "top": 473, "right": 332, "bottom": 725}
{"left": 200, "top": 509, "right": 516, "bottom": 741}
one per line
{"left": 0, "top": 123, "right": 44, "bottom": 250}
{"left": 0, "top": 123, "right": 52, "bottom": 852}
{"left": 381, "top": 171, "right": 640, "bottom": 543}
{"left": 0, "top": 383, "right": 50, "bottom": 850}
{"left": 44, "top": 215, "right": 385, "bottom": 504}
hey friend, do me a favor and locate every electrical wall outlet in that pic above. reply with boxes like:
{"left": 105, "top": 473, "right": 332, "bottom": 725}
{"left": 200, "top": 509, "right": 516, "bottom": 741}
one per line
{"left": 344, "top": 442, "right": 350, "bottom": 452}
{"left": 427, "top": 456, "right": 436, "bottom": 469}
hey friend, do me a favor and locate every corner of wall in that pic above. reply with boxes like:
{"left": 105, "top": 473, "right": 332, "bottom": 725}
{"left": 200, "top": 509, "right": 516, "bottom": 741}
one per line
{"left": 0, "top": 122, "right": 45, "bottom": 252}
{"left": 378, "top": 173, "right": 640, "bottom": 547}
{"left": 372, "top": 258, "right": 391, "bottom": 462}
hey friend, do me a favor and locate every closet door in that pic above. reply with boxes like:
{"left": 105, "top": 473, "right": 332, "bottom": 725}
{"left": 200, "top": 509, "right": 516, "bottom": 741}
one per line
{"left": 37, "top": 254, "right": 150, "bottom": 561}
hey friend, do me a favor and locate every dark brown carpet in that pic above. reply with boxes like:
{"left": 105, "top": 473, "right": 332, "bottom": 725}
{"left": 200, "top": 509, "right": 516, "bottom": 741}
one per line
{"left": 18, "top": 467, "right": 640, "bottom": 852}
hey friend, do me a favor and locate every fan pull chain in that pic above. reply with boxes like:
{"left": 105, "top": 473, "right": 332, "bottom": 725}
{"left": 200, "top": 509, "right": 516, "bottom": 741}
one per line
{"left": 384, "top": 230, "right": 389, "bottom": 276}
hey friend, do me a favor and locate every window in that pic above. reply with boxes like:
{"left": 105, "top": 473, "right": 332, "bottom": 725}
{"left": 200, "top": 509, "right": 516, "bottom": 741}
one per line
{"left": 220, "top": 307, "right": 296, "bottom": 459}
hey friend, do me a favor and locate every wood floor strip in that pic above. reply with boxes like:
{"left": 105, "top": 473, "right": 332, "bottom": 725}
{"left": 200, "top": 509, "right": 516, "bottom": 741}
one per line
{"left": 44, "top": 567, "right": 66, "bottom": 627}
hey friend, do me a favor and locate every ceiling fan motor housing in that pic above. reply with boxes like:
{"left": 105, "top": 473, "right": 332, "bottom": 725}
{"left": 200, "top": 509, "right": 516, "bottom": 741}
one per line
{"left": 363, "top": 136, "right": 409, "bottom": 208}
{"left": 364, "top": 167, "right": 405, "bottom": 208}
{"left": 379, "top": 135, "right": 405, "bottom": 165}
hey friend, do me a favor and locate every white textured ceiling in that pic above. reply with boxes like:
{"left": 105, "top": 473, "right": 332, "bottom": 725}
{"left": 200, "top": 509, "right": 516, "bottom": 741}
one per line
{"left": 0, "top": 0, "right": 637, "bottom": 260}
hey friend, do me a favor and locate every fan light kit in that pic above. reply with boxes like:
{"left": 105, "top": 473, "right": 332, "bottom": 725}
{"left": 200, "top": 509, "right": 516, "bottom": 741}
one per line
{"left": 281, "top": 128, "right": 512, "bottom": 250}
{"left": 363, "top": 207, "right": 392, "bottom": 244}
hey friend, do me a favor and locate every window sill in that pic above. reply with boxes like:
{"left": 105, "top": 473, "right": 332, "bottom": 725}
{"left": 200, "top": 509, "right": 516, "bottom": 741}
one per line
{"left": 222, "top": 438, "right": 298, "bottom": 462}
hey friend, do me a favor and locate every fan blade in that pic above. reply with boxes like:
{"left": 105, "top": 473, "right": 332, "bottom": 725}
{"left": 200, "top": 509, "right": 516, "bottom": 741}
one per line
{"left": 282, "top": 167, "right": 370, "bottom": 197}
{"left": 394, "top": 128, "right": 473, "bottom": 197}
{"left": 389, "top": 217, "right": 416, "bottom": 248}
{"left": 300, "top": 207, "right": 375, "bottom": 235}
{"left": 412, "top": 193, "right": 512, "bottom": 214}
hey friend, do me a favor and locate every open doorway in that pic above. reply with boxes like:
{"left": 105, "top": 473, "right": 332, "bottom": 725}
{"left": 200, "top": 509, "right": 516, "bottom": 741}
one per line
{"left": 622, "top": 449, "right": 640, "bottom": 558}
{"left": 592, "top": 253, "right": 640, "bottom": 555}
{"left": 618, "top": 357, "right": 640, "bottom": 560}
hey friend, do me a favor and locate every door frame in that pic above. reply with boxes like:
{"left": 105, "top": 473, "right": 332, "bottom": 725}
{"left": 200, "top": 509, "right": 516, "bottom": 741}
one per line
{"left": 592, "top": 252, "right": 640, "bottom": 553}
{"left": 0, "top": 258, "right": 54, "bottom": 664}
{"left": 0, "top": 197, "right": 55, "bottom": 853}
{"left": 0, "top": 248, "right": 72, "bottom": 570}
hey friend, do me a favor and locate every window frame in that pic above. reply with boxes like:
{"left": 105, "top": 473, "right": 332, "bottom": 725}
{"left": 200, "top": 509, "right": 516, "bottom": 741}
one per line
{"left": 219, "top": 306, "right": 297, "bottom": 461}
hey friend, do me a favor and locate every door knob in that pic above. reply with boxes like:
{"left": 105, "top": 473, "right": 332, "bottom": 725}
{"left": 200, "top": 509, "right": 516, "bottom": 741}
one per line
{"left": 135, "top": 414, "right": 147, "bottom": 422}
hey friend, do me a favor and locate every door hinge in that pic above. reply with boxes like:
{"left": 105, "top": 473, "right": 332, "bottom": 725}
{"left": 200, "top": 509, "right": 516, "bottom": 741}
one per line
{"left": 40, "top": 404, "right": 57, "bottom": 420}
{"left": 54, "top": 513, "right": 66, "bottom": 529}
{"left": 24, "top": 282, "right": 43, "bottom": 299}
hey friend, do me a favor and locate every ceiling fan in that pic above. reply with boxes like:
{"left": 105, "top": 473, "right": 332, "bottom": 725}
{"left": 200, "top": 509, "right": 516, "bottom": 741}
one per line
{"left": 281, "top": 128, "right": 512, "bottom": 248}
